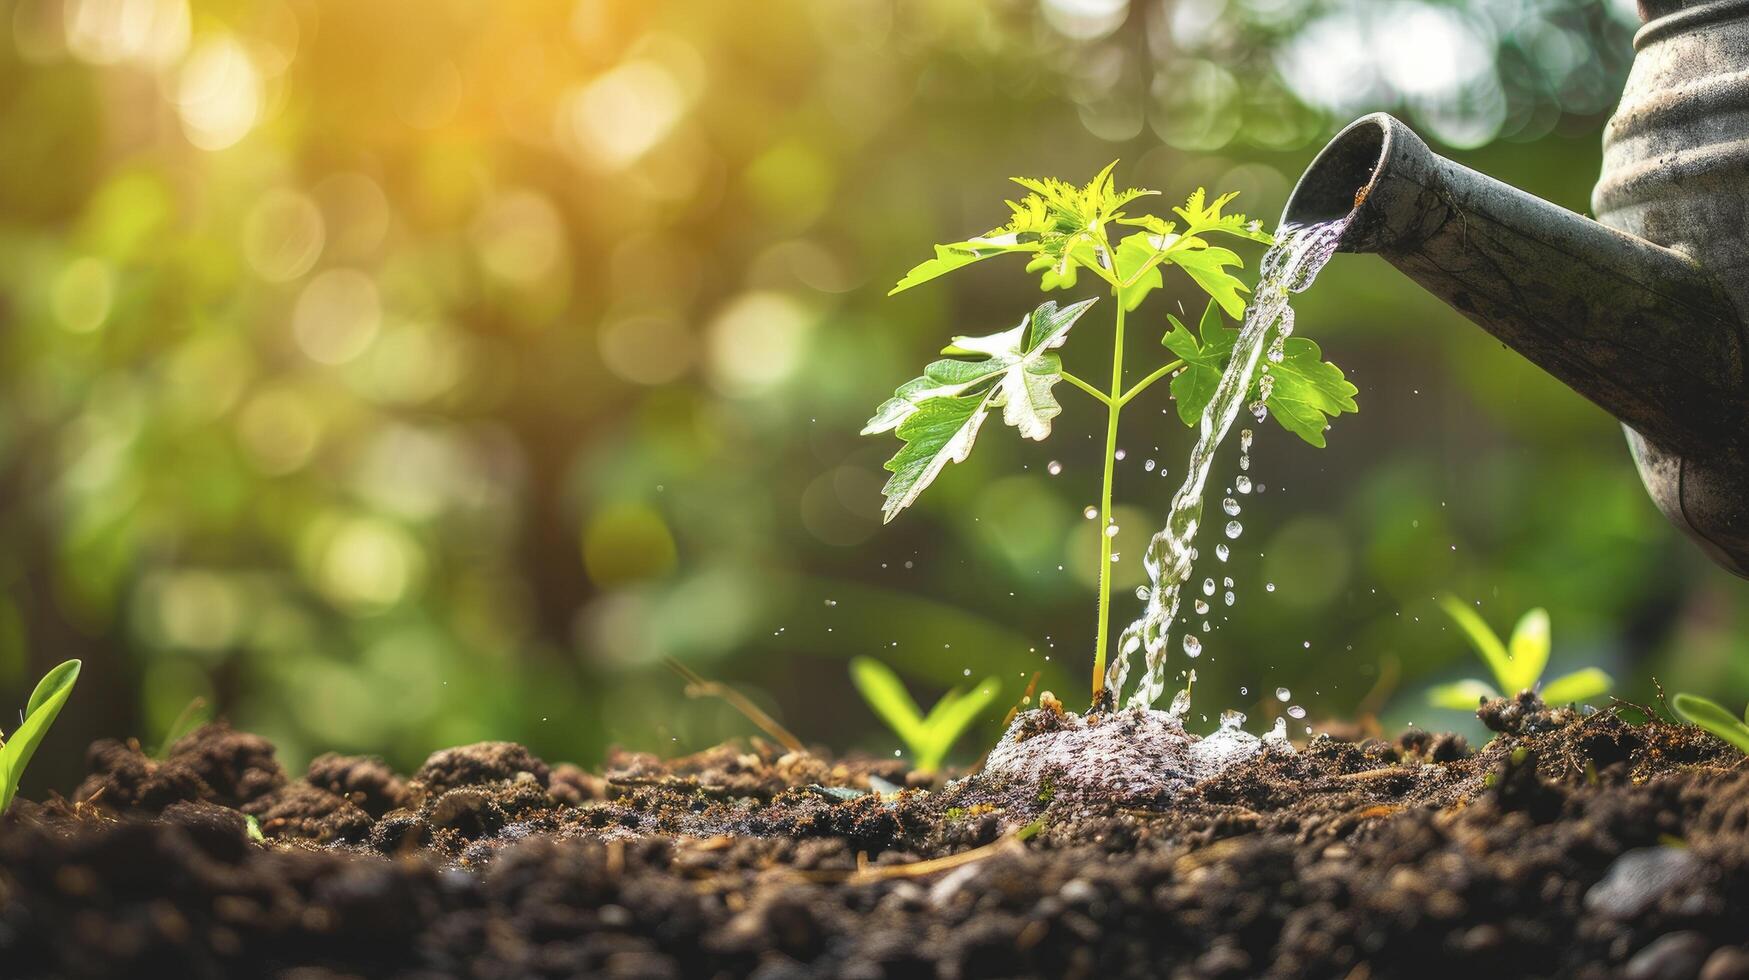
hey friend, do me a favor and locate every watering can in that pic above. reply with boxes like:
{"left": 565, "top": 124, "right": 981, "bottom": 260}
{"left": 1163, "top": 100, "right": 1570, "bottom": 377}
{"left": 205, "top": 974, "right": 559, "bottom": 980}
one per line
{"left": 1281, "top": 0, "right": 1749, "bottom": 575}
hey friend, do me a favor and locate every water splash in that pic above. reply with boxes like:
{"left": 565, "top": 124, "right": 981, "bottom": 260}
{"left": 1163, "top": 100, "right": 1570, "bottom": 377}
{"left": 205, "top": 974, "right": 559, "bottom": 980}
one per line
{"left": 1104, "top": 220, "right": 1345, "bottom": 708}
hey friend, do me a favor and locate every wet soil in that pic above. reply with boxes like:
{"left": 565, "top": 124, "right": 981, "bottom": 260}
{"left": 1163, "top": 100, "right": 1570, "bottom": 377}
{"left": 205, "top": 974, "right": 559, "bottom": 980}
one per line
{"left": 3, "top": 693, "right": 1749, "bottom": 979}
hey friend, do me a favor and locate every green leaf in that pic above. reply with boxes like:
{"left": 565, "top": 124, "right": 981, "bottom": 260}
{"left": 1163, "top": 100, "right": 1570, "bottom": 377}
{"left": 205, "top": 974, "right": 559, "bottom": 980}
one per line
{"left": 874, "top": 391, "right": 994, "bottom": 524}
{"left": 890, "top": 239, "right": 1038, "bottom": 295}
{"left": 0, "top": 659, "right": 81, "bottom": 814}
{"left": 866, "top": 299, "right": 1097, "bottom": 521}
{"left": 1427, "top": 679, "right": 1500, "bottom": 711}
{"left": 1172, "top": 187, "right": 1274, "bottom": 245}
{"left": 851, "top": 658, "right": 1001, "bottom": 773}
{"left": 1672, "top": 693, "right": 1749, "bottom": 754}
{"left": 1024, "top": 253, "right": 1080, "bottom": 291}
{"left": 1167, "top": 246, "right": 1248, "bottom": 320}
{"left": 914, "top": 679, "right": 1001, "bottom": 771}
{"left": 1260, "top": 337, "right": 1360, "bottom": 448}
{"left": 1024, "top": 239, "right": 1101, "bottom": 292}
{"left": 1506, "top": 608, "right": 1552, "bottom": 692}
{"left": 1112, "top": 233, "right": 1165, "bottom": 312}
{"left": 850, "top": 657, "right": 926, "bottom": 746}
{"left": 1437, "top": 595, "right": 1518, "bottom": 694}
{"left": 1160, "top": 299, "right": 1357, "bottom": 446}
{"left": 1162, "top": 300, "right": 1233, "bottom": 428}
{"left": 1540, "top": 668, "right": 1612, "bottom": 706}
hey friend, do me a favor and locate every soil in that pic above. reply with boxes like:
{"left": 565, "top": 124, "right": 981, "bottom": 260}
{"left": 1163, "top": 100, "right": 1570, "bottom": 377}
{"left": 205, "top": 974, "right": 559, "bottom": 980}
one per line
{"left": 3, "top": 693, "right": 1749, "bottom": 979}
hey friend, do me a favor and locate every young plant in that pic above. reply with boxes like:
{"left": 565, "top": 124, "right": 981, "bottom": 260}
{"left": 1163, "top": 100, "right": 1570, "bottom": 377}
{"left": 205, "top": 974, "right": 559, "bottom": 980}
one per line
{"left": 152, "top": 695, "right": 211, "bottom": 759}
{"left": 0, "top": 659, "right": 81, "bottom": 814}
{"left": 1429, "top": 595, "right": 1610, "bottom": 708}
{"left": 1671, "top": 693, "right": 1749, "bottom": 754}
{"left": 867, "top": 166, "right": 1357, "bottom": 702}
{"left": 849, "top": 656, "right": 999, "bottom": 773}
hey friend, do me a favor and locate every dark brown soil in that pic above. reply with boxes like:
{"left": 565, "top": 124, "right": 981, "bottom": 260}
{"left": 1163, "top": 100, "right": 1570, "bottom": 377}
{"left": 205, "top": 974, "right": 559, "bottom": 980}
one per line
{"left": 4, "top": 695, "right": 1749, "bottom": 979}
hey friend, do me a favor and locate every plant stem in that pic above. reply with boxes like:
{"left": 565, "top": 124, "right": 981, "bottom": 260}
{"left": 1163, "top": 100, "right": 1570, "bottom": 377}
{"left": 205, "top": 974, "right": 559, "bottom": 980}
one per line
{"left": 1117, "top": 358, "right": 1184, "bottom": 407}
{"left": 1090, "top": 300, "right": 1126, "bottom": 703}
{"left": 1059, "top": 371, "right": 1111, "bottom": 406}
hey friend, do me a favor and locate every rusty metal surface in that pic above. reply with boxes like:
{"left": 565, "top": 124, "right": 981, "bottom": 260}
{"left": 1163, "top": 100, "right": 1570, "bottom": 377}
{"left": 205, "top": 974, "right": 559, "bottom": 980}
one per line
{"left": 1281, "top": 0, "right": 1749, "bottom": 576}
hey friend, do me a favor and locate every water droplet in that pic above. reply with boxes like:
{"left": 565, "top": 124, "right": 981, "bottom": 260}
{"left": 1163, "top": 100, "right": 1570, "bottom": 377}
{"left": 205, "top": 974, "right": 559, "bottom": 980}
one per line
{"left": 1047, "top": 460, "right": 1063, "bottom": 476}
{"left": 1275, "top": 687, "right": 1291, "bottom": 702}
{"left": 1224, "top": 590, "right": 1235, "bottom": 606}
{"left": 1219, "top": 708, "right": 1245, "bottom": 730}
{"left": 1104, "top": 523, "right": 1120, "bottom": 538}
{"left": 824, "top": 599, "right": 837, "bottom": 607}
{"left": 1182, "top": 634, "right": 1201, "bottom": 657}
{"left": 1166, "top": 688, "right": 1191, "bottom": 722}
{"left": 1240, "top": 429, "right": 1253, "bottom": 451}
{"left": 1202, "top": 578, "right": 1215, "bottom": 596}
{"left": 1222, "top": 497, "right": 1240, "bottom": 516}
{"left": 1144, "top": 459, "right": 1156, "bottom": 472}
{"left": 1265, "top": 582, "right": 1276, "bottom": 592}
{"left": 1083, "top": 506, "right": 1098, "bottom": 520}
{"left": 1239, "top": 455, "right": 1250, "bottom": 471}
{"left": 1265, "top": 717, "right": 1288, "bottom": 741}
{"left": 1223, "top": 577, "right": 1234, "bottom": 587}
{"left": 1287, "top": 704, "right": 1307, "bottom": 719}
{"left": 1194, "top": 599, "right": 1209, "bottom": 615}
{"left": 963, "top": 668, "right": 971, "bottom": 676}
{"left": 1239, "top": 686, "right": 1248, "bottom": 696}
{"left": 1110, "top": 552, "right": 1121, "bottom": 562}
{"left": 1215, "top": 543, "right": 1229, "bottom": 562}
{"left": 1224, "top": 520, "right": 1242, "bottom": 539}
{"left": 1235, "top": 475, "right": 1252, "bottom": 494}
{"left": 1114, "top": 449, "right": 1126, "bottom": 461}
{"left": 1135, "top": 586, "right": 1150, "bottom": 600}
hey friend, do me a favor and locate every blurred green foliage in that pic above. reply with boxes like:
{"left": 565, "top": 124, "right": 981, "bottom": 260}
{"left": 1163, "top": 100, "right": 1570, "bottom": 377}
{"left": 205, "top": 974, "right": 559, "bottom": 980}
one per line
{"left": 2, "top": 0, "right": 1742, "bottom": 794}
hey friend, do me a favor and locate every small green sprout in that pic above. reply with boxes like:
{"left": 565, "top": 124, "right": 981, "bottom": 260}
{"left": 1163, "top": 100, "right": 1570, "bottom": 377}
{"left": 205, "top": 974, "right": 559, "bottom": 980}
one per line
{"left": 849, "top": 656, "right": 999, "bottom": 773}
{"left": 1428, "top": 595, "right": 1610, "bottom": 709}
{"left": 153, "top": 695, "right": 211, "bottom": 759}
{"left": 0, "top": 659, "right": 82, "bottom": 815}
{"left": 245, "top": 814, "right": 266, "bottom": 842}
{"left": 1671, "top": 693, "right": 1749, "bottom": 754}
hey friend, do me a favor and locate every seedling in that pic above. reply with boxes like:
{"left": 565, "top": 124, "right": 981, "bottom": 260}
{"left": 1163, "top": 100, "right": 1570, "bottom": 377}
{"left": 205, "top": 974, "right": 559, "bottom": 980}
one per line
{"left": 1429, "top": 595, "right": 1610, "bottom": 709}
{"left": 0, "top": 659, "right": 81, "bottom": 814}
{"left": 1671, "top": 693, "right": 1749, "bottom": 754}
{"left": 868, "top": 166, "right": 1356, "bottom": 702}
{"left": 152, "top": 695, "right": 211, "bottom": 759}
{"left": 849, "top": 656, "right": 999, "bottom": 773}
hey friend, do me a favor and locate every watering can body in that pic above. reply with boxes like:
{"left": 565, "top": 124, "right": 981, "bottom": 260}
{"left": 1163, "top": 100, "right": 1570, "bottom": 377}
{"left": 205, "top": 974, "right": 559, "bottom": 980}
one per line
{"left": 1596, "top": 0, "right": 1749, "bottom": 575}
{"left": 1285, "top": 0, "right": 1749, "bottom": 575}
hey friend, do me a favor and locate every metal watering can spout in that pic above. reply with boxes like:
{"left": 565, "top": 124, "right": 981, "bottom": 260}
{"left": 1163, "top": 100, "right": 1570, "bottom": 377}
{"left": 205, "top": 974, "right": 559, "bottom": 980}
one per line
{"left": 1282, "top": 109, "right": 1749, "bottom": 575}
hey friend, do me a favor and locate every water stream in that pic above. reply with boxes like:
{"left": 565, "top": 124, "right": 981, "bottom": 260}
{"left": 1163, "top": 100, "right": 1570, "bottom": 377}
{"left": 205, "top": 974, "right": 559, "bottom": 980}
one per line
{"left": 1104, "top": 219, "right": 1347, "bottom": 709}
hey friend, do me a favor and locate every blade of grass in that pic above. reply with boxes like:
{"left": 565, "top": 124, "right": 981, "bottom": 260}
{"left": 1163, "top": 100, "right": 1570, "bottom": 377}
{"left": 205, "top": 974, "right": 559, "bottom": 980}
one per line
{"left": 1506, "top": 608, "right": 1551, "bottom": 692}
{"left": 665, "top": 658, "right": 804, "bottom": 754}
{"left": 1672, "top": 693, "right": 1749, "bottom": 754}
{"left": 0, "top": 659, "right": 81, "bottom": 814}
{"left": 1539, "top": 667, "right": 1611, "bottom": 706}
{"left": 1438, "top": 594, "right": 1516, "bottom": 693}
